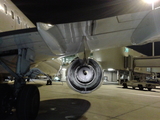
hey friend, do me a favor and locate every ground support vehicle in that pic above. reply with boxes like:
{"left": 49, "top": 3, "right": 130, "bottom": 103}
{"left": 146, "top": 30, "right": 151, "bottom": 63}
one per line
{"left": 122, "top": 79, "right": 160, "bottom": 91}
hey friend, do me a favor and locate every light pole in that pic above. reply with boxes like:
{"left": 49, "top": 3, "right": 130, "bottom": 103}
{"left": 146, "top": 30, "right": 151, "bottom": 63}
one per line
{"left": 151, "top": 1, "right": 155, "bottom": 56}
{"left": 143, "top": 0, "right": 159, "bottom": 56}
{"left": 143, "top": 0, "right": 158, "bottom": 10}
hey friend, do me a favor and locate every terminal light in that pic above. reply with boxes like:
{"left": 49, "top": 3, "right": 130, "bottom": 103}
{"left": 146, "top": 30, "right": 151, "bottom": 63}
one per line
{"left": 54, "top": 76, "right": 60, "bottom": 81}
{"left": 108, "top": 68, "right": 115, "bottom": 71}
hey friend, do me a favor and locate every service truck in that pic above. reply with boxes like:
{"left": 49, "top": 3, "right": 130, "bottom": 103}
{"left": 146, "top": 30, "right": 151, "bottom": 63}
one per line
{"left": 122, "top": 79, "right": 160, "bottom": 91}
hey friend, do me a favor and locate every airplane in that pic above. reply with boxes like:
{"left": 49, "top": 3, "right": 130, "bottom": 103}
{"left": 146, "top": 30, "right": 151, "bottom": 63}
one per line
{"left": 0, "top": 0, "right": 62, "bottom": 84}
{"left": 0, "top": 0, "right": 160, "bottom": 120}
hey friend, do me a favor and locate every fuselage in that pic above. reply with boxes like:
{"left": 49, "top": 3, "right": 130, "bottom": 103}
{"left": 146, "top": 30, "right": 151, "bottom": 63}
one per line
{"left": 0, "top": 0, "right": 61, "bottom": 76}
{"left": 0, "top": 0, "right": 35, "bottom": 32}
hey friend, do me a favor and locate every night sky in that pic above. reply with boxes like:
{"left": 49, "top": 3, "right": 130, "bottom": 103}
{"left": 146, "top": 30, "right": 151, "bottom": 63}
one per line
{"left": 128, "top": 42, "right": 160, "bottom": 56}
{"left": 11, "top": 0, "right": 160, "bottom": 56}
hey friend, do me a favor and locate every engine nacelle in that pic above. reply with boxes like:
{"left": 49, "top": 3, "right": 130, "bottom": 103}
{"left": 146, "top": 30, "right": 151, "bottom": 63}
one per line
{"left": 67, "top": 58, "right": 103, "bottom": 94}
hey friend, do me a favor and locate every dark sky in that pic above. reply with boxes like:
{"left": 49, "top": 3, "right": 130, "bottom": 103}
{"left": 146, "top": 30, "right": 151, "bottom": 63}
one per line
{"left": 129, "top": 42, "right": 160, "bottom": 56}
{"left": 11, "top": 0, "right": 160, "bottom": 56}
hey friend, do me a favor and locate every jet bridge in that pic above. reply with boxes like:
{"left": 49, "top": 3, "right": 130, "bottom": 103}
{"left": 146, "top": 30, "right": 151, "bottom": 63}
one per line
{"left": 133, "top": 56, "right": 160, "bottom": 68}
{"left": 123, "top": 55, "right": 160, "bottom": 81}
{"left": 126, "top": 55, "right": 160, "bottom": 69}
{"left": 122, "top": 56, "right": 160, "bottom": 90}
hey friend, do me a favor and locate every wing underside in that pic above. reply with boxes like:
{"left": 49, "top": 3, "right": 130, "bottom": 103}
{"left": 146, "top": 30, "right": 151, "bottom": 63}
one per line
{"left": 0, "top": 10, "right": 154, "bottom": 65}
{"left": 0, "top": 28, "right": 55, "bottom": 61}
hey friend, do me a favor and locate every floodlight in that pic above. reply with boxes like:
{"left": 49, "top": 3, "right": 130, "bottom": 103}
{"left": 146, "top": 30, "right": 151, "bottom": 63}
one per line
{"left": 143, "top": 0, "right": 158, "bottom": 4}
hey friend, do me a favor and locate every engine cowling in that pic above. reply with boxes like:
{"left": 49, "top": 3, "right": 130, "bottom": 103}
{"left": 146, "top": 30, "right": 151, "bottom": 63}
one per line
{"left": 67, "top": 58, "right": 103, "bottom": 94}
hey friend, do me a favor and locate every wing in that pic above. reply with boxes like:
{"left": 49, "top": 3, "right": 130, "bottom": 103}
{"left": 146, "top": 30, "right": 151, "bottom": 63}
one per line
{"left": 88, "top": 11, "right": 149, "bottom": 50}
{"left": 0, "top": 10, "right": 151, "bottom": 65}
{"left": 132, "top": 8, "right": 160, "bottom": 44}
{"left": 0, "top": 28, "right": 54, "bottom": 63}
{"left": 0, "top": 27, "right": 64, "bottom": 75}
{"left": 0, "top": 22, "right": 87, "bottom": 62}
{"left": 36, "top": 10, "right": 150, "bottom": 54}
{"left": 0, "top": 11, "right": 158, "bottom": 79}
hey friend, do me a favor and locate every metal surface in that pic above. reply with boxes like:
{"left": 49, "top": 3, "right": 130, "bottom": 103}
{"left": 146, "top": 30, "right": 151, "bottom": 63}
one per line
{"left": 67, "top": 58, "right": 103, "bottom": 94}
{"left": 134, "top": 56, "right": 160, "bottom": 67}
{"left": 132, "top": 8, "right": 160, "bottom": 44}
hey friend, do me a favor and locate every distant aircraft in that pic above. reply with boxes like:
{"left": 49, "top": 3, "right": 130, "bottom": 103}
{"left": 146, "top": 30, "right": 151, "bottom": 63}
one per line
{"left": 0, "top": 0, "right": 159, "bottom": 120}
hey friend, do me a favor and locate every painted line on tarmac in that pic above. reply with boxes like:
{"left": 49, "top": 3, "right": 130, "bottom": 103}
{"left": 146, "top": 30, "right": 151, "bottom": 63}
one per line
{"left": 123, "top": 92, "right": 160, "bottom": 98}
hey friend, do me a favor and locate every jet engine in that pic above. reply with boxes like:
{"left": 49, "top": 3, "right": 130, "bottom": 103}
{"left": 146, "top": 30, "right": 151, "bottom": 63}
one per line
{"left": 67, "top": 58, "right": 103, "bottom": 94}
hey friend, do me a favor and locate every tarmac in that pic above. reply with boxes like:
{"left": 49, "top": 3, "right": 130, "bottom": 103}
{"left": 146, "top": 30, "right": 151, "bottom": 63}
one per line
{"left": 4, "top": 80, "right": 160, "bottom": 120}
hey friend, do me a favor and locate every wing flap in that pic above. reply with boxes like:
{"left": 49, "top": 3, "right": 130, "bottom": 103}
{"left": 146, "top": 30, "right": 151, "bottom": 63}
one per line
{"left": 92, "top": 11, "right": 148, "bottom": 35}
{"left": 88, "top": 29, "right": 134, "bottom": 50}
{"left": 87, "top": 11, "right": 149, "bottom": 50}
